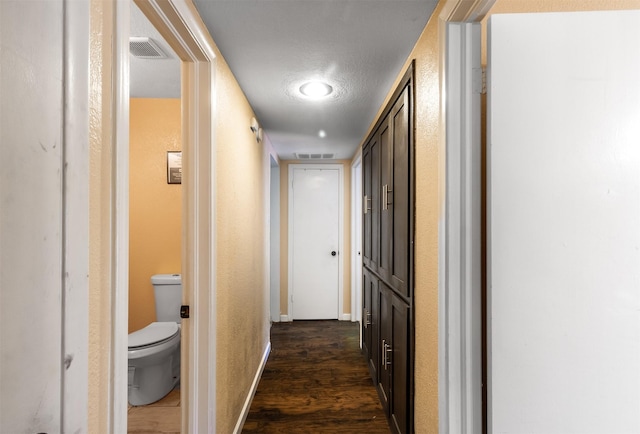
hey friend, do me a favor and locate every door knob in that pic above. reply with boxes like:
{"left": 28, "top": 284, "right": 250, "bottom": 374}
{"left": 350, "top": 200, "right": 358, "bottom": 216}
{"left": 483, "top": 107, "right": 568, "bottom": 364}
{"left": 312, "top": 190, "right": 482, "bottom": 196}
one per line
{"left": 331, "top": 251, "right": 337, "bottom": 256}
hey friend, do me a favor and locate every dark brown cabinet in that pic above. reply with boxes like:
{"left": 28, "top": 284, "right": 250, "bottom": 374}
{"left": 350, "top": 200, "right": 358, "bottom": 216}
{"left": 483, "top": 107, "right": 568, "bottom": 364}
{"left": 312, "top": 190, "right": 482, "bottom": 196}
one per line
{"left": 362, "top": 268, "right": 379, "bottom": 381}
{"left": 363, "top": 132, "right": 381, "bottom": 272}
{"left": 362, "top": 63, "right": 414, "bottom": 434}
{"left": 381, "top": 283, "right": 410, "bottom": 434}
{"left": 379, "top": 86, "right": 411, "bottom": 298}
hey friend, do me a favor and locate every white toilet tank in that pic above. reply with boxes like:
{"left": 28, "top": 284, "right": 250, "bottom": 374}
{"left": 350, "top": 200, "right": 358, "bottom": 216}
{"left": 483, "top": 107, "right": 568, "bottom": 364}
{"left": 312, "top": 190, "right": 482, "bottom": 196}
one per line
{"left": 151, "top": 274, "right": 182, "bottom": 323}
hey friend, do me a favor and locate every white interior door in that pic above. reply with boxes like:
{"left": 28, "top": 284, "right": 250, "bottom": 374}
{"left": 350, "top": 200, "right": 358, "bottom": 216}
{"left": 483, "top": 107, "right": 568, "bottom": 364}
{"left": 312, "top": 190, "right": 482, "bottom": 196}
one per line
{"left": 290, "top": 166, "right": 341, "bottom": 319}
{"left": 488, "top": 10, "right": 640, "bottom": 433}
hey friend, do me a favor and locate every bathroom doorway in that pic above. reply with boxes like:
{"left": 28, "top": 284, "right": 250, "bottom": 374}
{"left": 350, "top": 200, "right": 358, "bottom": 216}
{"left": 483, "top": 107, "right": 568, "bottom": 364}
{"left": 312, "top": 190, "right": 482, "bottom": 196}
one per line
{"left": 115, "top": 0, "right": 219, "bottom": 432}
{"left": 128, "top": 2, "right": 182, "bottom": 432}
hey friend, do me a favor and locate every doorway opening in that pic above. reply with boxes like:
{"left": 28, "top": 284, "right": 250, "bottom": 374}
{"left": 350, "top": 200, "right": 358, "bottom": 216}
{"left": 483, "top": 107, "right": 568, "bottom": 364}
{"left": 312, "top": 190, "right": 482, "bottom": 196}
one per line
{"left": 127, "top": 2, "right": 183, "bottom": 430}
{"left": 113, "top": 0, "right": 219, "bottom": 431}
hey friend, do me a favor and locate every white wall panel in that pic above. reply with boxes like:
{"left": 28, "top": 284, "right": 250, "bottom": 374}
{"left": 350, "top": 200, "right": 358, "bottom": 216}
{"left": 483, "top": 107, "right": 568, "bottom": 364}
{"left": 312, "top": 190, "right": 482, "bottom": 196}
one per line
{"left": 488, "top": 11, "right": 640, "bottom": 433}
{"left": 1, "top": 1, "right": 64, "bottom": 432}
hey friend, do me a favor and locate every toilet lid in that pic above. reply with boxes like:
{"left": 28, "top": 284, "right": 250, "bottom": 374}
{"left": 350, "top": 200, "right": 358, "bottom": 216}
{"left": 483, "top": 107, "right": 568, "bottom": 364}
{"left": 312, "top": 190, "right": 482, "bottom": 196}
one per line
{"left": 128, "top": 322, "right": 179, "bottom": 348}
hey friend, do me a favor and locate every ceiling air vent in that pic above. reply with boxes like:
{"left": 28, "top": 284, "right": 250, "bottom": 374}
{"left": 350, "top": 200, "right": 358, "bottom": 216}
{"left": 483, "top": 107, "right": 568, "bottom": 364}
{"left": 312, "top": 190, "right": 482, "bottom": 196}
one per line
{"left": 130, "top": 37, "right": 167, "bottom": 59}
{"left": 295, "top": 153, "right": 335, "bottom": 160}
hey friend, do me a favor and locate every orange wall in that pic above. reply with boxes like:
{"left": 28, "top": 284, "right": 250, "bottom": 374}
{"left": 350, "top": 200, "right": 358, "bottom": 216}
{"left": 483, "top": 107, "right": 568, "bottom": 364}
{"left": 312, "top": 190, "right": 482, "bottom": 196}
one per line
{"left": 129, "top": 98, "right": 182, "bottom": 333}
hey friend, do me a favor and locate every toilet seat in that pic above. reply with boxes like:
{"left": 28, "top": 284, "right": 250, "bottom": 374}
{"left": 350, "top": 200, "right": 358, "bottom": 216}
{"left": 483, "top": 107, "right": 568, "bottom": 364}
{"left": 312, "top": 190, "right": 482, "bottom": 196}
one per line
{"left": 128, "top": 322, "right": 179, "bottom": 349}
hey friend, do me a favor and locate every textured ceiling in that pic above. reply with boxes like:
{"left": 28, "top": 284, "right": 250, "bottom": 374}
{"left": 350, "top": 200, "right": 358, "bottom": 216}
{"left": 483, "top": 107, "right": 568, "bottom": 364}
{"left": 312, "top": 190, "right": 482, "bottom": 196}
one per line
{"left": 131, "top": 1, "right": 439, "bottom": 160}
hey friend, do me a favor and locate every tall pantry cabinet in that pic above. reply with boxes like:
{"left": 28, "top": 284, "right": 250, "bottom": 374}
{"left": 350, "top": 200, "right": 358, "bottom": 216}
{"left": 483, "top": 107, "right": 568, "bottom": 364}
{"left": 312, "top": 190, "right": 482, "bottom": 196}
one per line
{"left": 362, "top": 63, "right": 414, "bottom": 434}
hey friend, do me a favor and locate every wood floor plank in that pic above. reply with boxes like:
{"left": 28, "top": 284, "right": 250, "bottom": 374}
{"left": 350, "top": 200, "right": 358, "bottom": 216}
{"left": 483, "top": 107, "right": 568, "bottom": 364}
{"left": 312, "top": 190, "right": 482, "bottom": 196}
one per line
{"left": 128, "top": 388, "right": 181, "bottom": 433}
{"left": 128, "top": 406, "right": 181, "bottom": 433}
{"left": 242, "top": 320, "right": 390, "bottom": 433}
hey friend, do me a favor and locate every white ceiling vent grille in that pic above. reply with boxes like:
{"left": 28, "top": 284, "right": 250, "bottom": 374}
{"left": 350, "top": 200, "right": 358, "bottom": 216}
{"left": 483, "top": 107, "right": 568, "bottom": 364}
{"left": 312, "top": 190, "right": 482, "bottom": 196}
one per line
{"left": 130, "top": 37, "right": 167, "bottom": 59}
{"left": 295, "top": 153, "right": 335, "bottom": 160}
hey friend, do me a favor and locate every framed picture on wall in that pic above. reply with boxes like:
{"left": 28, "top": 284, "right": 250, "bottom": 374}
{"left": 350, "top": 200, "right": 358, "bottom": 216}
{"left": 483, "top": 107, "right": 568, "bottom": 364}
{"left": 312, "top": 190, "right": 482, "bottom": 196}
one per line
{"left": 167, "top": 151, "right": 182, "bottom": 184}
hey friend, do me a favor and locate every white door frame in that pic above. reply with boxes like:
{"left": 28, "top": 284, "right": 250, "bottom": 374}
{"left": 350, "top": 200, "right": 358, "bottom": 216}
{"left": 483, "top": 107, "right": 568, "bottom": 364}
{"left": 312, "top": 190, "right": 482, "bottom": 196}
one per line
{"left": 437, "top": 1, "right": 496, "bottom": 433}
{"left": 350, "top": 153, "right": 363, "bottom": 325}
{"left": 116, "top": 1, "right": 218, "bottom": 432}
{"left": 269, "top": 156, "right": 281, "bottom": 323}
{"left": 287, "top": 164, "right": 344, "bottom": 320}
{"left": 64, "top": 0, "right": 90, "bottom": 430}
{"left": 110, "top": 2, "right": 131, "bottom": 431}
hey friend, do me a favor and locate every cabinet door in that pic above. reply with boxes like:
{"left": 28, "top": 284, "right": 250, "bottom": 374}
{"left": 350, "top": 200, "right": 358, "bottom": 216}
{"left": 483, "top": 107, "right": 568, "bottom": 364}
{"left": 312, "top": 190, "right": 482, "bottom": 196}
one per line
{"left": 362, "top": 143, "right": 372, "bottom": 267}
{"left": 370, "top": 133, "right": 381, "bottom": 271}
{"left": 378, "top": 117, "right": 392, "bottom": 282}
{"left": 365, "top": 272, "right": 380, "bottom": 382}
{"left": 378, "top": 283, "right": 411, "bottom": 434}
{"left": 362, "top": 269, "right": 373, "bottom": 361}
{"left": 389, "top": 293, "right": 410, "bottom": 434}
{"left": 389, "top": 86, "right": 410, "bottom": 297}
{"left": 378, "top": 284, "right": 392, "bottom": 412}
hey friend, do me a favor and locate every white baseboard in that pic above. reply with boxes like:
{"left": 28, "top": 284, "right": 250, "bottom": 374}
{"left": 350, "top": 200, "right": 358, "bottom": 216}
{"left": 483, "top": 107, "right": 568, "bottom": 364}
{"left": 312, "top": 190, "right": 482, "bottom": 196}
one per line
{"left": 233, "top": 341, "right": 271, "bottom": 434}
{"left": 279, "top": 314, "right": 351, "bottom": 321}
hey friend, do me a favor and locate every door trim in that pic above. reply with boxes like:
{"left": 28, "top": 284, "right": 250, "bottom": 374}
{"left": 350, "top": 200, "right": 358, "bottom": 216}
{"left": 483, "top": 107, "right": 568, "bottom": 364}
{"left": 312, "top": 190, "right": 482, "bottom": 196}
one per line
{"left": 287, "top": 164, "right": 344, "bottom": 320}
{"left": 440, "top": 22, "right": 482, "bottom": 434}
{"left": 438, "top": 1, "right": 496, "bottom": 433}
{"left": 124, "top": 1, "right": 218, "bottom": 432}
{"left": 269, "top": 156, "right": 281, "bottom": 323}
{"left": 63, "top": 0, "right": 90, "bottom": 430}
{"left": 110, "top": 1, "right": 130, "bottom": 432}
{"left": 350, "top": 153, "right": 363, "bottom": 326}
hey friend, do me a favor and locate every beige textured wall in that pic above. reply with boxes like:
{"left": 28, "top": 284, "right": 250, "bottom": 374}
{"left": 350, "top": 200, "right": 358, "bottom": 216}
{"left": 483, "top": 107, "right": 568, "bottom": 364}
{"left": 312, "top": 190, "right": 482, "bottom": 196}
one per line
{"left": 354, "top": 0, "right": 640, "bottom": 432}
{"left": 278, "top": 160, "right": 352, "bottom": 319}
{"left": 400, "top": 10, "right": 444, "bottom": 430}
{"left": 129, "top": 98, "right": 182, "bottom": 333}
{"left": 212, "top": 50, "right": 271, "bottom": 432}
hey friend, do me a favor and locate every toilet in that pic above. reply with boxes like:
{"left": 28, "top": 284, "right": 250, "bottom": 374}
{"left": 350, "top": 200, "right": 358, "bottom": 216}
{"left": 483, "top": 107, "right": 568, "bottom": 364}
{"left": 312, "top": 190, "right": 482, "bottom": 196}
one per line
{"left": 128, "top": 274, "right": 182, "bottom": 406}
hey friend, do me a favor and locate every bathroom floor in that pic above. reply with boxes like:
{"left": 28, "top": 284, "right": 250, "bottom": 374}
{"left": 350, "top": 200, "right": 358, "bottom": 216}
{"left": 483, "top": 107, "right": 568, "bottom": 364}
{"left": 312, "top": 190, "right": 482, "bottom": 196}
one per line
{"left": 128, "top": 389, "right": 181, "bottom": 434}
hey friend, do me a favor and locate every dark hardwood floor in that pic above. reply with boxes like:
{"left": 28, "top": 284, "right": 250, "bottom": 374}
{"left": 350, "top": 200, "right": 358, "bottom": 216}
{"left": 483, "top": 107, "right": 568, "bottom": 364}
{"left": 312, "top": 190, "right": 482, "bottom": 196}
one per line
{"left": 242, "top": 320, "right": 390, "bottom": 433}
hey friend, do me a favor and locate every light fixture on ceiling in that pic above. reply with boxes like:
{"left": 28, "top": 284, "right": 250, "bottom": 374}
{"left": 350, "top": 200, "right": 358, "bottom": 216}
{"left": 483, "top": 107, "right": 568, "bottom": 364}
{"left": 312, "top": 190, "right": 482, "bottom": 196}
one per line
{"left": 299, "top": 81, "right": 333, "bottom": 99}
{"left": 318, "top": 130, "right": 327, "bottom": 138}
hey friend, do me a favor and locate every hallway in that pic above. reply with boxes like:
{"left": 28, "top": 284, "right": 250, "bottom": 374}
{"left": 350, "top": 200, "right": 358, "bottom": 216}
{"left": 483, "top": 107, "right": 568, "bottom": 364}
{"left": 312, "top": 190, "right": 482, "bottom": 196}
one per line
{"left": 242, "top": 321, "right": 390, "bottom": 433}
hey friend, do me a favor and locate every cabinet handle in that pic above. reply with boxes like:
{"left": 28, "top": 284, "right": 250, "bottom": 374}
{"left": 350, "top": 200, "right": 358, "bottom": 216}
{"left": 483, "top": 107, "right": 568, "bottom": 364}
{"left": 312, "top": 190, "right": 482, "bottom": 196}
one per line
{"left": 382, "top": 185, "right": 393, "bottom": 210}
{"left": 382, "top": 185, "right": 387, "bottom": 211}
{"left": 385, "top": 341, "right": 393, "bottom": 368}
{"left": 382, "top": 339, "right": 393, "bottom": 370}
{"left": 382, "top": 339, "right": 387, "bottom": 369}
{"left": 364, "top": 309, "right": 370, "bottom": 328}
{"left": 387, "top": 186, "right": 392, "bottom": 208}
{"left": 382, "top": 184, "right": 393, "bottom": 210}
{"left": 363, "top": 194, "right": 371, "bottom": 214}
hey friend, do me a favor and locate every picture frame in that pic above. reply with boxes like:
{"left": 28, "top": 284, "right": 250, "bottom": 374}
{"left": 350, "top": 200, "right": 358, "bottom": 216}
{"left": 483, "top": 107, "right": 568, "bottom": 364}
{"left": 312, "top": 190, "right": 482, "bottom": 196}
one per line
{"left": 167, "top": 151, "right": 182, "bottom": 184}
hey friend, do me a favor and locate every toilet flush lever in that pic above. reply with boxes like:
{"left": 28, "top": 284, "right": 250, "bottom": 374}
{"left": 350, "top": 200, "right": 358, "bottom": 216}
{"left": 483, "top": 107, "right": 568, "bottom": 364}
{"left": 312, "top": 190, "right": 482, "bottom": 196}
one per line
{"left": 180, "top": 305, "right": 190, "bottom": 319}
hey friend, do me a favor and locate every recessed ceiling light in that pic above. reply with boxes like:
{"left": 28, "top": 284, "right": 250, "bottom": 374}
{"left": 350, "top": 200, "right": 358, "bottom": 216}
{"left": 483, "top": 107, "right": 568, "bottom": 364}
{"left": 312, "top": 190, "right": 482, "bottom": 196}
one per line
{"left": 318, "top": 130, "right": 327, "bottom": 138}
{"left": 299, "top": 81, "right": 333, "bottom": 99}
